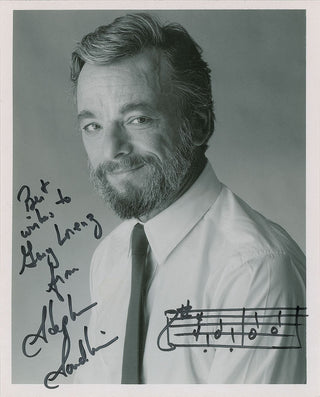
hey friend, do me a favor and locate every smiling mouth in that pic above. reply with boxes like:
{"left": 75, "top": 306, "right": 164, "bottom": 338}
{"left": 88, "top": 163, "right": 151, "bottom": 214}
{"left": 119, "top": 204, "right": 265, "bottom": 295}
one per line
{"left": 108, "top": 164, "right": 145, "bottom": 175}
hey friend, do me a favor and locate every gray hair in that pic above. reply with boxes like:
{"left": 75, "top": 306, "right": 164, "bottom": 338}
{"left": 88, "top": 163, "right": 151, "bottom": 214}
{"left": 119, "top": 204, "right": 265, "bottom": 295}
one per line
{"left": 71, "top": 13, "right": 215, "bottom": 152}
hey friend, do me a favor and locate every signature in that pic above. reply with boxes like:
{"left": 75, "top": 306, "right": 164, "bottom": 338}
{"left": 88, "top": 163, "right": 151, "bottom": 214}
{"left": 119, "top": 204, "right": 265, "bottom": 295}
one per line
{"left": 44, "top": 325, "right": 118, "bottom": 389}
{"left": 22, "top": 294, "right": 118, "bottom": 388}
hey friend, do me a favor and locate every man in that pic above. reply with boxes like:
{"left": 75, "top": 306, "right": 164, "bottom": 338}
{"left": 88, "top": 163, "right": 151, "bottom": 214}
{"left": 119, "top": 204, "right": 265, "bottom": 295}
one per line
{"left": 71, "top": 13, "right": 305, "bottom": 383}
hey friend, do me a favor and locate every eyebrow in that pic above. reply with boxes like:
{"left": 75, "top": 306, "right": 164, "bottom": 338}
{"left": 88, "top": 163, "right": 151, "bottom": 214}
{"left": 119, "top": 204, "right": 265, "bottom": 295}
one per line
{"left": 77, "top": 110, "right": 96, "bottom": 122}
{"left": 119, "top": 102, "right": 155, "bottom": 114}
{"left": 77, "top": 102, "right": 158, "bottom": 122}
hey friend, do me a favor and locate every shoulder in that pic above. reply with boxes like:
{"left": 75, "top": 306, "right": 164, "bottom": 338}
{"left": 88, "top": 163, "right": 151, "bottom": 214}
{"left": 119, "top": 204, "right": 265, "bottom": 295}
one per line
{"left": 204, "top": 184, "right": 305, "bottom": 264}
{"left": 202, "top": 185, "right": 305, "bottom": 306}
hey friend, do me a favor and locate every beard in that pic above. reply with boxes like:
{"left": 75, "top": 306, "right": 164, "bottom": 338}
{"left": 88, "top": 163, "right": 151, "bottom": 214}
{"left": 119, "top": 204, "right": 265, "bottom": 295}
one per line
{"left": 89, "top": 130, "right": 198, "bottom": 219}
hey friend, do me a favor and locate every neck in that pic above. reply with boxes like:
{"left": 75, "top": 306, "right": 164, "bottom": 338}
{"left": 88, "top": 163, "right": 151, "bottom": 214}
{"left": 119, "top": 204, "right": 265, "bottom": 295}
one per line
{"left": 139, "top": 156, "right": 207, "bottom": 223}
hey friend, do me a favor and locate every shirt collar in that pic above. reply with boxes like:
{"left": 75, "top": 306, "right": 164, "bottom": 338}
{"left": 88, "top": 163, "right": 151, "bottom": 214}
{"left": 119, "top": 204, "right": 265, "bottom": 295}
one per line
{"left": 138, "top": 161, "right": 221, "bottom": 265}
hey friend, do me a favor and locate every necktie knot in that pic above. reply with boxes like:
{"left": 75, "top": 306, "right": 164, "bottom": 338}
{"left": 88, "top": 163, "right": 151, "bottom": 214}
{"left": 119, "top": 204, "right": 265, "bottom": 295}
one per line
{"left": 131, "top": 223, "right": 148, "bottom": 256}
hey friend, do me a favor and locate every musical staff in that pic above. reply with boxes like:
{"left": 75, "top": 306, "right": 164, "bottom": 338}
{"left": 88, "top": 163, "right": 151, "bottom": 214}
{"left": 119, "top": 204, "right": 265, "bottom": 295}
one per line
{"left": 157, "top": 301, "right": 307, "bottom": 352}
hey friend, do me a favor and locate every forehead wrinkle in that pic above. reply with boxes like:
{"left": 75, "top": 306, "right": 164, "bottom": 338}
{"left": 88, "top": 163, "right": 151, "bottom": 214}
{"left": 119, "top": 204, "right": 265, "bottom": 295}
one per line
{"left": 77, "top": 49, "right": 177, "bottom": 120}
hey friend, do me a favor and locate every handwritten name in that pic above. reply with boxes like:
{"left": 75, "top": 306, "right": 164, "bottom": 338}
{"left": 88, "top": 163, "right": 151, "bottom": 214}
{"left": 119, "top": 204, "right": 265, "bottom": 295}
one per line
{"left": 44, "top": 326, "right": 118, "bottom": 389}
{"left": 22, "top": 294, "right": 118, "bottom": 388}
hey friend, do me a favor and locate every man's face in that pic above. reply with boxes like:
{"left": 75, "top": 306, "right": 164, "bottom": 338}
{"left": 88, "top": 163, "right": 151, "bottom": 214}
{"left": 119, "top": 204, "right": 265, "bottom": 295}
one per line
{"left": 77, "top": 48, "right": 196, "bottom": 219}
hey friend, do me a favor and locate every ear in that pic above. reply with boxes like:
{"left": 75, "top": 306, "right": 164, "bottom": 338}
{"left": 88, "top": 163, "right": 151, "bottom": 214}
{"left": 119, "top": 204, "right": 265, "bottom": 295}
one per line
{"left": 190, "top": 110, "right": 213, "bottom": 146}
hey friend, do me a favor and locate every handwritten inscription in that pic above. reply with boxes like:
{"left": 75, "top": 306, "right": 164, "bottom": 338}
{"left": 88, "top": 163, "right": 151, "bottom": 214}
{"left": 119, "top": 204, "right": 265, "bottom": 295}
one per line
{"left": 18, "top": 180, "right": 102, "bottom": 299}
{"left": 17, "top": 179, "right": 116, "bottom": 388}
{"left": 157, "top": 300, "right": 307, "bottom": 352}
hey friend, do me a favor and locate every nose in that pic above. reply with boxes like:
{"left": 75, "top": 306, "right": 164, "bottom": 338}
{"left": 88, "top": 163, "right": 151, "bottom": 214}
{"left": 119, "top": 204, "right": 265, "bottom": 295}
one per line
{"left": 103, "top": 122, "right": 132, "bottom": 161}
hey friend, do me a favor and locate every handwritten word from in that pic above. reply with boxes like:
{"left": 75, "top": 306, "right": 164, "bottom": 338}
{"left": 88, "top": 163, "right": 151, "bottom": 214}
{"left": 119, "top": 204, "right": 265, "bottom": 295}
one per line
{"left": 157, "top": 300, "right": 307, "bottom": 353}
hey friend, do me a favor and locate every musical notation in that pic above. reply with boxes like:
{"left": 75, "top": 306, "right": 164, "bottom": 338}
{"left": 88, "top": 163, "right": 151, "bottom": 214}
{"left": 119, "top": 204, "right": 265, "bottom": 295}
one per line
{"left": 157, "top": 300, "right": 307, "bottom": 352}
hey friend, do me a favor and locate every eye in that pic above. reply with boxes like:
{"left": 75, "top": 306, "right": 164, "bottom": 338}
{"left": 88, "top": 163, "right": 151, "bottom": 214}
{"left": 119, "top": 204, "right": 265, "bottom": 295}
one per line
{"left": 82, "top": 122, "right": 102, "bottom": 134}
{"left": 130, "top": 116, "right": 152, "bottom": 125}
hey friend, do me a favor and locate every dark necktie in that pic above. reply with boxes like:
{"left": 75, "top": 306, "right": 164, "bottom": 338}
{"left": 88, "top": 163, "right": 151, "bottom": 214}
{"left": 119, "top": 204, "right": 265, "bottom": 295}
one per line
{"left": 121, "top": 223, "right": 149, "bottom": 384}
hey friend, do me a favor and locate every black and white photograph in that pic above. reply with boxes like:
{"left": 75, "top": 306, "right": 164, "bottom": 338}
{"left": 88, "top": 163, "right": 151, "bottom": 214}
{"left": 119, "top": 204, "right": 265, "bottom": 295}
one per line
{"left": 1, "top": 2, "right": 319, "bottom": 397}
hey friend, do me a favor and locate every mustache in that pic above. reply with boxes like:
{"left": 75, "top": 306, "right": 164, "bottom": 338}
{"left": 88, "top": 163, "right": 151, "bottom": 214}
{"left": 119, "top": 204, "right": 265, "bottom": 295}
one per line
{"left": 91, "top": 154, "right": 160, "bottom": 176}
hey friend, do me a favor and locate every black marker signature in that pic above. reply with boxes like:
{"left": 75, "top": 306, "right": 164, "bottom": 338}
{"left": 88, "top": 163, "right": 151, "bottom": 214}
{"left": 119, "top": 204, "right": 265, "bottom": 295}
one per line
{"left": 22, "top": 294, "right": 96, "bottom": 357}
{"left": 22, "top": 293, "right": 118, "bottom": 388}
{"left": 44, "top": 325, "right": 118, "bottom": 389}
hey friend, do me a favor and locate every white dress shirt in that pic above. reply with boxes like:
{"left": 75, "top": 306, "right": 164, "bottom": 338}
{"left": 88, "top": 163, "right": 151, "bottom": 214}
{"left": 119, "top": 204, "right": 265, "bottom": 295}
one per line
{"left": 76, "top": 162, "right": 306, "bottom": 384}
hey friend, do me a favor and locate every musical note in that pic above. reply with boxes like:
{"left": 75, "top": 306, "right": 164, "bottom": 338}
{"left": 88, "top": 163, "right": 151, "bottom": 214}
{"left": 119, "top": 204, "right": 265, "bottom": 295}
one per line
{"left": 192, "top": 311, "right": 203, "bottom": 341}
{"left": 157, "top": 301, "right": 307, "bottom": 352}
